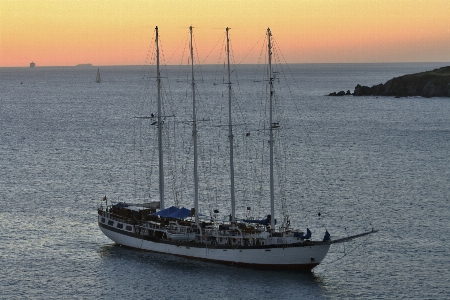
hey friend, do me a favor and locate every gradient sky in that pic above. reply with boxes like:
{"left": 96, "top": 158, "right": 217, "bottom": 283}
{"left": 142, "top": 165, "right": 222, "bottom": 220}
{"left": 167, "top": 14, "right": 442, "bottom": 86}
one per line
{"left": 1, "top": 0, "right": 449, "bottom": 67}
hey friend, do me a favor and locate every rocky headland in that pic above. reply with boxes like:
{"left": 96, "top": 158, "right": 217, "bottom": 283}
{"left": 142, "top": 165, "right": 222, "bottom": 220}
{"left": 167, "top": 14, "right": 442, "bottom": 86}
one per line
{"left": 328, "top": 66, "right": 450, "bottom": 98}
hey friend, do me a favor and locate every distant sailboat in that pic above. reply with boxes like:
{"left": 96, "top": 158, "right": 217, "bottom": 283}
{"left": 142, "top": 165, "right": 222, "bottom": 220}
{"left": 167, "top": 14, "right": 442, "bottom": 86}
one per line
{"left": 96, "top": 68, "right": 101, "bottom": 83}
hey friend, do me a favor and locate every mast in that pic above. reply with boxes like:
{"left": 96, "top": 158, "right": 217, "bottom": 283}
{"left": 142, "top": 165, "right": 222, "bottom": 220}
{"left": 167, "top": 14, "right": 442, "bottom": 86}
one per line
{"left": 190, "top": 26, "right": 199, "bottom": 225}
{"left": 226, "top": 27, "right": 236, "bottom": 223}
{"left": 267, "top": 28, "right": 275, "bottom": 230}
{"left": 156, "top": 26, "right": 165, "bottom": 209}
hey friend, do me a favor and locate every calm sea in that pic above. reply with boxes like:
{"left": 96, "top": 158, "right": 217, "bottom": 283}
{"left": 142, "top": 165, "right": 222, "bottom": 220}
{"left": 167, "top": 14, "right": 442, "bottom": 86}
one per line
{"left": 1, "top": 63, "right": 449, "bottom": 299}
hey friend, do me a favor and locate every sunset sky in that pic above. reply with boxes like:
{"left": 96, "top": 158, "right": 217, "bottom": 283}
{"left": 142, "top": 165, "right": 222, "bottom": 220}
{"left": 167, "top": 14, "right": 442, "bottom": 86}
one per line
{"left": 1, "top": 0, "right": 449, "bottom": 67}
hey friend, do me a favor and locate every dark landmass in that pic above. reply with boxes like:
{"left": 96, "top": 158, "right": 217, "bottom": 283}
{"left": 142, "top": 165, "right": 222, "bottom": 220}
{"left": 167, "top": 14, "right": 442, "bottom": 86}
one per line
{"left": 328, "top": 66, "right": 450, "bottom": 98}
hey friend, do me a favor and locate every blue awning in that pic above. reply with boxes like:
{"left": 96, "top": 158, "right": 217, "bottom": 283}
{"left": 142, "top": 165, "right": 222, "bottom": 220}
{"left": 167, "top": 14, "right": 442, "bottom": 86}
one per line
{"left": 151, "top": 206, "right": 191, "bottom": 219}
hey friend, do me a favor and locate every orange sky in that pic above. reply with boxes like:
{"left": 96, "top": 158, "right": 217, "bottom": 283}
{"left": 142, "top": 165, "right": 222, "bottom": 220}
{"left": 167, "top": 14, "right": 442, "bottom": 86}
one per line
{"left": 1, "top": 0, "right": 449, "bottom": 67}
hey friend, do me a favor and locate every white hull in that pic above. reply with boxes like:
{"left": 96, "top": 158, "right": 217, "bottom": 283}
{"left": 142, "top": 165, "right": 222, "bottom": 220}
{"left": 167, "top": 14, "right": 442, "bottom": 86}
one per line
{"left": 99, "top": 214, "right": 330, "bottom": 270}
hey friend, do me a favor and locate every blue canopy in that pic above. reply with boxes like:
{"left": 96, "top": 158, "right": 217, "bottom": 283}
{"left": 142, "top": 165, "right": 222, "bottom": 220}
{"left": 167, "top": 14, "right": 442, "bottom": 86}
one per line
{"left": 151, "top": 206, "right": 191, "bottom": 219}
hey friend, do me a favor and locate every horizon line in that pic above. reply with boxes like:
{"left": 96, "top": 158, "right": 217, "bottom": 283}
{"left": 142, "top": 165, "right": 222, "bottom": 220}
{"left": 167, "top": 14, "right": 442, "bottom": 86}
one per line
{"left": 2, "top": 61, "right": 450, "bottom": 68}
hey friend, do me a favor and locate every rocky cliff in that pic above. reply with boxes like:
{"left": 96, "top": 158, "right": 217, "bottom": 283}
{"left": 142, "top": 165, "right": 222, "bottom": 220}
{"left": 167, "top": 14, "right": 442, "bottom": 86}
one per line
{"left": 329, "top": 66, "right": 450, "bottom": 98}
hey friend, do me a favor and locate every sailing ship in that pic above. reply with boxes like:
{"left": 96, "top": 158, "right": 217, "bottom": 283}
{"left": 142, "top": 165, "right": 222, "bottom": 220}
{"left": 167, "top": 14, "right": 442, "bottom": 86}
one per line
{"left": 97, "top": 26, "right": 376, "bottom": 270}
{"left": 96, "top": 68, "right": 101, "bottom": 83}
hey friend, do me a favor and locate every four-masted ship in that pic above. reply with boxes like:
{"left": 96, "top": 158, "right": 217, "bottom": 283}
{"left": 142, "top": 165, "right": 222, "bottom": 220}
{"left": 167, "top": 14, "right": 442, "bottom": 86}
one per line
{"left": 97, "top": 26, "right": 376, "bottom": 270}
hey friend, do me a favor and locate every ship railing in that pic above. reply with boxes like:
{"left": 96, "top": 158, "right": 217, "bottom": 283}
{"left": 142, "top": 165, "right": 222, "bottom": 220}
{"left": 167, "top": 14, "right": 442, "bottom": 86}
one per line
{"left": 223, "top": 226, "right": 244, "bottom": 246}
{"left": 166, "top": 221, "right": 192, "bottom": 234}
{"left": 144, "top": 220, "right": 162, "bottom": 230}
{"left": 101, "top": 211, "right": 130, "bottom": 224}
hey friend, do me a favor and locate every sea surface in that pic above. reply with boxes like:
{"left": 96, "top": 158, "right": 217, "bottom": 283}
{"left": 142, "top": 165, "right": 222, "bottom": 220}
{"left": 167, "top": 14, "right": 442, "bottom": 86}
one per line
{"left": 1, "top": 62, "right": 449, "bottom": 299}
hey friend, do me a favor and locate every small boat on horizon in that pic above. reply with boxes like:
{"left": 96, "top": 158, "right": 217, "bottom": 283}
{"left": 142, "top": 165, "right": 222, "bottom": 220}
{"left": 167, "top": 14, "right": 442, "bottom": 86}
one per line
{"left": 76, "top": 63, "right": 93, "bottom": 67}
{"left": 96, "top": 68, "right": 101, "bottom": 83}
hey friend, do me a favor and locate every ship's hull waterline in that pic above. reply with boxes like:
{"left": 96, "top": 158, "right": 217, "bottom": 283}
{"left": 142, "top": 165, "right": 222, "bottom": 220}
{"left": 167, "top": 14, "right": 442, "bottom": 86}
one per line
{"left": 98, "top": 215, "right": 331, "bottom": 270}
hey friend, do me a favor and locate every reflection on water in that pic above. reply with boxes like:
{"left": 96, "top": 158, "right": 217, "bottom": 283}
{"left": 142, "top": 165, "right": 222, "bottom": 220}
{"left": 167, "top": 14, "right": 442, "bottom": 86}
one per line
{"left": 96, "top": 243, "right": 327, "bottom": 299}
{"left": 1, "top": 63, "right": 449, "bottom": 299}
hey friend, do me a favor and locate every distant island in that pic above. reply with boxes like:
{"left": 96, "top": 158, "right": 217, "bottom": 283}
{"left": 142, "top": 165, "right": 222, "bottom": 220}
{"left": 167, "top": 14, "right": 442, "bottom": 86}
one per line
{"left": 76, "top": 63, "right": 93, "bottom": 67}
{"left": 329, "top": 66, "right": 450, "bottom": 98}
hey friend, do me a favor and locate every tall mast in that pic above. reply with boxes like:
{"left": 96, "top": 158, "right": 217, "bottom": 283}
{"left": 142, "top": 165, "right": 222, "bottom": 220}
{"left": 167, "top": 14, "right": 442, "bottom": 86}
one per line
{"left": 190, "top": 26, "right": 199, "bottom": 225}
{"left": 226, "top": 27, "right": 236, "bottom": 223}
{"left": 267, "top": 28, "right": 275, "bottom": 230}
{"left": 156, "top": 26, "right": 165, "bottom": 210}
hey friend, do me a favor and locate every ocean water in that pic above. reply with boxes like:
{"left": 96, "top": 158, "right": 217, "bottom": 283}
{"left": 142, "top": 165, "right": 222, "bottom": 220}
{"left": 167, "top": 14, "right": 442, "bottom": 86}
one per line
{"left": 1, "top": 62, "right": 449, "bottom": 299}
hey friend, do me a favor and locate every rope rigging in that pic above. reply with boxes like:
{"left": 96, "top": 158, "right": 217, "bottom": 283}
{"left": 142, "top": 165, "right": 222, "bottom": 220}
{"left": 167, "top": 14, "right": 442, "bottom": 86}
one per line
{"left": 132, "top": 27, "right": 374, "bottom": 245}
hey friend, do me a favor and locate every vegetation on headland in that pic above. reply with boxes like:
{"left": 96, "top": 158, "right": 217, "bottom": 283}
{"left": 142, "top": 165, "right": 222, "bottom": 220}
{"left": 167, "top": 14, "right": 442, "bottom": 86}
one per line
{"left": 329, "top": 66, "right": 450, "bottom": 98}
